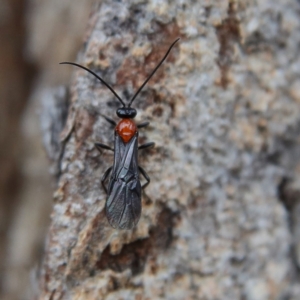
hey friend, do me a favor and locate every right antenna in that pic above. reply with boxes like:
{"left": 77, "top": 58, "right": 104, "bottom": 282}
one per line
{"left": 128, "top": 38, "right": 180, "bottom": 107}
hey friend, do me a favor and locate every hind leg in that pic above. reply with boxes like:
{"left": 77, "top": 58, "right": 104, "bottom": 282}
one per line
{"left": 139, "top": 166, "right": 150, "bottom": 189}
{"left": 101, "top": 166, "right": 113, "bottom": 194}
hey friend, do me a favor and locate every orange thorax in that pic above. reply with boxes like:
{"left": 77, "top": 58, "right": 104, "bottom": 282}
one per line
{"left": 116, "top": 119, "right": 137, "bottom": 143}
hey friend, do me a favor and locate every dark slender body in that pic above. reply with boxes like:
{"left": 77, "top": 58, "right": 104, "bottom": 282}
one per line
{"left": 98, "top": 119, "right": 151, "bottom": 229}
{"left": 60, "top": 38, "right": 179, "bottom": 229}
{"left": 106, "top": 132, "right": 141, "bottom": 229}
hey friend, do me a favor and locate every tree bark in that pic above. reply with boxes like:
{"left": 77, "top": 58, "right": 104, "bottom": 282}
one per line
{"left": 40, "top": 1, "right": 300, "bottom": 299}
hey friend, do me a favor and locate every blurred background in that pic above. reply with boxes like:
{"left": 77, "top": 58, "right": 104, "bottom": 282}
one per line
{"left": 0, "top": 1, "right": 94, "bottom": 299}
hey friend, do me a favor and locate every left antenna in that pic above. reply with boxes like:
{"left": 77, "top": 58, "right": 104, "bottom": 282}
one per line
{"left": 59, "top": 62, "right": 126, "bottom": 107}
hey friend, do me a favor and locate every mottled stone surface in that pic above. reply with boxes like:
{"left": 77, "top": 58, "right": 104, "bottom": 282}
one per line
{"left": 40, "top": 1, "right": 300, "bottom": 299}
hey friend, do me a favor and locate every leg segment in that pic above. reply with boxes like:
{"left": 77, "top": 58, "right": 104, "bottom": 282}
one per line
{"left": 95, "top": 143, "right": 114, "bottom": 152}
{"left": 101, "top": 166, "right": 113, "bottom": 194}
{"left": 137, "top": 121, "right": 150, "bottom": 129}
{"left": 139, "top": 166, "right": 150, "bottom": 189}
{"left": 139, "top": 142, "right": 155, "bottom": 150}
{"left": 101, "top": 115, "right": 117, "bottom": 126}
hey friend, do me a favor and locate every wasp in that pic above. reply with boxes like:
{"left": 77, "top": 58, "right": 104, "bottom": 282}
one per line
{"left": 60, "top": 38, "right": 179, "bottom": 229}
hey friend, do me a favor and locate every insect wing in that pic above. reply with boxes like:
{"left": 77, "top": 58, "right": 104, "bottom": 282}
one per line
{"left": 106, "top": 179, "right": 141, "bottom": 229}
{"left": 106, "top": 134, "right": 141, "bottom": 229}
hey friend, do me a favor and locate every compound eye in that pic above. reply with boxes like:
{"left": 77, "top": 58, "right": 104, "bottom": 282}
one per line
{"left": 128, "top": 108, "right": 137, "bottom": 118}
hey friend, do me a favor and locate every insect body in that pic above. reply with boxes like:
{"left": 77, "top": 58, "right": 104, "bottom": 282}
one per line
{"left": 60, "top": 38, "right": 179, "bottom": 229}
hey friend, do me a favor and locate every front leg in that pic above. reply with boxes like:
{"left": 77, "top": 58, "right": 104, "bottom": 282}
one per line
{"left": 95, "top": 143, "right": 114, "bottom": 152}
{"left": 101, "top": 166, "right": 113, "bottom": 194}
{"left": 139, "top": 142, "right": 155, "bottom": 150}
{"left": 137, "top": 121, "right": 150, "bottom": 129}
{"left": 101, "top": 114, "right": 117, "bottom": 127}
{"left": 139, "top": 166, "right": 150, "bottom": 189}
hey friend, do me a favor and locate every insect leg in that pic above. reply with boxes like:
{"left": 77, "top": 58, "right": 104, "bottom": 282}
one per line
{"left": 101, "top": 166, "right": 113, "bottom": 194}
{"left": 95, "top": 143, "right": 114, "bottom": 152}
{"left": 137, "top": 121, "right": 150, "bottom": 129}
{"left": 139, "top": 142, "right": 155, "bottom": 150}
{"left": 101, "top": 115, "right": 117, "bottom": 126}
{"left": 139, "top": 166, "right": 150, "bottom": 189}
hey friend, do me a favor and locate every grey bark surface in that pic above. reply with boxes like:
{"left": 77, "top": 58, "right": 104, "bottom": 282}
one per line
{"left": 40, "top": 1, "right": 300, "bottom": 299}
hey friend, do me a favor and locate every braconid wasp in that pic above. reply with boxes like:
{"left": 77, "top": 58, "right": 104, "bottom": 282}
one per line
{"left": 60, "top": 38, "right": 179, "bottom": 229}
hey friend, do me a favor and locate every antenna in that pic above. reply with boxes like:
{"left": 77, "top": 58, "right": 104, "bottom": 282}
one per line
{"left": 128, "top": 38, "right": 180, "bottom": 107}
{"left": 59, "top": 62, "right": 126, "bottom": 107}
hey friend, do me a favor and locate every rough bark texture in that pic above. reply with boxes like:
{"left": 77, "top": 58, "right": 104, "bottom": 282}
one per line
{"left": 40, "top": 1, "right": 300, "bottom": 299}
